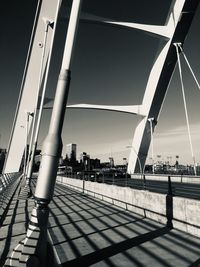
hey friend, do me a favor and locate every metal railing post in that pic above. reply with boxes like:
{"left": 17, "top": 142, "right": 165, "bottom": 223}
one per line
{"left": 166, "top": 175, "right": 173, "bottom": 229}
{"left": 143, "top": 174, "right": 146, "bottom": 190}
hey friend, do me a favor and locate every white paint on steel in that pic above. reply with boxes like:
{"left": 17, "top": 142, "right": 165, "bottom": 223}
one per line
{"left": 67, "top": 104, "right": 147, "bottom": 116}
{"left": 34, "top": 0, "right": 82, "bottom": 200}
{"left": 66, "top": 0, "right": 198, "bottom": 174}
{"left": 61, "top": 0, "right": 82, "bottom": 70}
{"left": 4, "top": 0, "right": 61, "bottom": 173}
{"left": 26, "top": 0, "right": 62, "bottom": 181}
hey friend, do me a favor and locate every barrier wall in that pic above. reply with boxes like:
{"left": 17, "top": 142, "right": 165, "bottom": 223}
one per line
{"left": 57, "top": 176, "right": 200, "bottom": 237}
{"left": 131, "top": 174, "right": 200, "bottom": 184}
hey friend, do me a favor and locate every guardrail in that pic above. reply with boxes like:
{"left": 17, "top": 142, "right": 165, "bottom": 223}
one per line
{"left": 61, "top": 172, "right": 200, "bottom": 200}
{"left": 57, "top": 175, "right": 200, "bottom": 237}
{"left": 0, "top": 172, "right": 22, "bottom": 223}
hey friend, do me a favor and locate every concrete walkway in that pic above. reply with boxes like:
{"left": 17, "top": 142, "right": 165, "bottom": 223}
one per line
{"left": 1, "top": 179, "right": 200, "bottom": 266}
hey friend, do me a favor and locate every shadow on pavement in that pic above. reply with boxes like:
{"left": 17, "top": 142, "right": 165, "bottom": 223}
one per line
{"left": 61, "top": 227, "right": 170, "bottom": 267}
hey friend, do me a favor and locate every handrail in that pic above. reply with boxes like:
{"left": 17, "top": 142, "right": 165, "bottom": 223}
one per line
{"left": 0, "top": 172, "right": 22, "bottom": 223}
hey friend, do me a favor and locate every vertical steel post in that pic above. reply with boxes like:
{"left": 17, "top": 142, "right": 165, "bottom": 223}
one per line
{"left": 23, "top": 112, "right": 33, "bottom": 176}
{"left": 26, "top": 0, "right": 61, "bottom": 189}
{"left": 23, "top": 112, "right": 29, "bottom": 176}
{"left": 143, "top": 174, "right": 146, "bottom": 190}
{"left": 25, "top": 19, "right": 52, "bottom": 189}
{"left": 16, "top": 1, "right": 82, "bottom": 266}
{"left": 166, "top": 175, "right": 173, "bottom": 229}
{"left": 148, "top": 118, "right": 154, "bottom": 174}
{"left": 34, "top": 0, "right": 82, "bottom": 201}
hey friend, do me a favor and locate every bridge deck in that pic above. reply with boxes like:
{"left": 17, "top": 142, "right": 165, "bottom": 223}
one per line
{"left": 0, "top": 178, "right": 200, "bottom": 266}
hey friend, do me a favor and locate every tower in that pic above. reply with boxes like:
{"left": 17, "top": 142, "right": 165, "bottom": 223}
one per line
{"left": 66, "top": 143, "right": 77, "bottom": 162}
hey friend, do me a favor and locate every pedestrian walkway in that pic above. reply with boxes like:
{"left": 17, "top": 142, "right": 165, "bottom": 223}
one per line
{"left": 1, "top": 179, "right": 200, "bottom": 266}
{"left": 0, "top": 180, "right": 34, "bottom": 267}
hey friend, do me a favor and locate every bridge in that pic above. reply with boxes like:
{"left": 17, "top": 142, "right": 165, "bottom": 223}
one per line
{"left": 1, "top": 0, "right": 200, "bottom": 266}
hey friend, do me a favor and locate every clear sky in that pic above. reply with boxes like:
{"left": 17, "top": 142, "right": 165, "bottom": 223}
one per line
{"left": 0, "top": 0, "right": 200, "bottom": 165}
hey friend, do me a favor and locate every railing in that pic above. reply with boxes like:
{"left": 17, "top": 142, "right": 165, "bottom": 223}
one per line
{"left": 60, "top": 172, "right": 200, "bottom": 200}
{"left": 56, "top": 174, "right": 200, "bottom": 237}
{"left": 0, "top": 172, "right": 22, "bottom": 223}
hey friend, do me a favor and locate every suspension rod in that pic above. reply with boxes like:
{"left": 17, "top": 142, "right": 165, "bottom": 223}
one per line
{"left": 174, "top": 43, "right": 197, "bottom": 176}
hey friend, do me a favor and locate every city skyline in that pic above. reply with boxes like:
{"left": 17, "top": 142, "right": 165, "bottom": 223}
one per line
{"left": 0, "top": 1, "right": 200, "bottom": 166}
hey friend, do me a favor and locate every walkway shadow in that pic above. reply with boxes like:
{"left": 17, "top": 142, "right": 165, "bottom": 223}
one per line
{"left": 48, "top": 184, "right": 200, "bottom": 267}
{"left": 0, "top": 183, "right": 33, "bottom": 266}
{"left": 0, "top": 199, "right": 19, "bottom": 266}
{"left": 189, "top": 258, "right": 200, "bottom": 267}
{"left": 61, "top": 227, "right": 170, "bottom": 267}
{"left": 48, "top": 188, "right": 175, "bottom": 267}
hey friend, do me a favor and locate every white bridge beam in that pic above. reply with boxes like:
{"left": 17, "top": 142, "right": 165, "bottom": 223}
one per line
{"left": 68, "top": 0, "right": 200, "bottom": 174}
{"left": 67, "top": 104, "right": 147, "bottom": 116}
{"left": 4, "top": 0, "right": 63, "bottom": 173}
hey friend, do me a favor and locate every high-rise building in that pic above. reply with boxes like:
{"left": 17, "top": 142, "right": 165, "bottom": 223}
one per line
{"left": 66, "top": 143, "right": 77, "bottom": 162}
{"left": 80, "top": 152, "right": 87, "bottom": 163}
{"left": 80, "top": 152, "right": 90, "bottom": 171}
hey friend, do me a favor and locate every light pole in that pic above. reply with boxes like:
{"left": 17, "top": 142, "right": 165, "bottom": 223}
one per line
{"left": 148, "top": 117, "right": 155, "bottom": 174}
{"left": 23, "top": 111, "right": 34, "bottom": 176}
{"left": 26, "top": 18, "right": 57, "bottom": 193}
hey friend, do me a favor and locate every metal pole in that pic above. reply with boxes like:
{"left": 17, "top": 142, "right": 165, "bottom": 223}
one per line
{"left": 23, "top": 112, "right": 31, "bottom": 175}
{"left": 166, "top": 175, "right": 173, "bottom": 229}
{"left": 23, "top": 114, "right": 27, "bottom": 175}
{"left": 35, "top": 0, "right": 82, "bottom": 201}
{"left": 143, "top": 174, "right": 146, "bottom": 190}
{"left": 148, "top": 118, "right": 154, "bottom": 174}
{"left": 25, "top": 19, "right": 52, "bottom": 187}
{"left": 18, "top": 1, "right": 82, "bottom": 265}
{"left": 26, "top": 2, "right": 61, "bottom": 191}
{"left": 23, "top": 22, "right": 52, "bottom": 200}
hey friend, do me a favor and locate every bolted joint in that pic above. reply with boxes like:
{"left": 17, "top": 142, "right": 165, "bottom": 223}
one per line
{"left": 173, "top": 42, "right": 182, "bottom": 53}
{"left": 38, "top": 42, "right": 43, "bottom": 48}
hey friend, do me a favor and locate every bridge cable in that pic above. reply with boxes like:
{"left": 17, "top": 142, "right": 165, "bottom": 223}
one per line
{"left": 174, "top": 43, "right": 197, "bottom": 176}
{"left": 177, "top": 43, "right": 200, "bottom": 92}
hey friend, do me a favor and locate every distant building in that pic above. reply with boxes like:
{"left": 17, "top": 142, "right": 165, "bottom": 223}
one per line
{"left": 80, "top": 152, "right": 87, "bottom": 163}
{"left": 80, "top": 152, "right": 90, "bottom": 171}
{"left": 90, "top": 158, "right": 101, "bottom": 170}
{"left": 100, "top": 162, "right": 111, "bottom": 169}
{"left": 66, "top": 143, "right": 77, "bottom": 162}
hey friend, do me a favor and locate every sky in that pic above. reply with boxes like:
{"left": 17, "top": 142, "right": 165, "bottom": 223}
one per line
{"left": 0, "top": 0, "right": 200, "bottom": 165}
